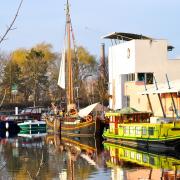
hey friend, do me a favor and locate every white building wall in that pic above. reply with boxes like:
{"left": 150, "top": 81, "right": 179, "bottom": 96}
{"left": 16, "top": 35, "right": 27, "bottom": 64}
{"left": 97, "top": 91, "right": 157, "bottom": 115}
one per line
{"left": 135, "top": 39, "right": 168, "bottom": 82}
{"left": 108, "top": 41, "right": 136, "bottom": 109}
{"left": 108, "top": 38, "right": 180, "bottom": 110}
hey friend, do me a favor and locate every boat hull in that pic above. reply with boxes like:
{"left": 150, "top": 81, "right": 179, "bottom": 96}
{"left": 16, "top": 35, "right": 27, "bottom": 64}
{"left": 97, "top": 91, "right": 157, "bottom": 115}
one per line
{"left": 45, "top": 116, "right": 105, "bottom": 137}
{"left": 103, "top": 122, "right": 180, "bottom": 149}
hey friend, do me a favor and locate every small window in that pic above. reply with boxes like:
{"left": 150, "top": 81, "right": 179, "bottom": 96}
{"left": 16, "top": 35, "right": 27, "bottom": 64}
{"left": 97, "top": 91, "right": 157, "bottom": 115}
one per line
{"left": 124, "top": 127, "right": 129, "bottom": 134}
{"left": 129, "top": 127, "right": 134, "bottom": 134}
{"left": 124, "top": 150, "right": 129, "bottom": 157}
{"left": 130, "top": 152, "right": 135, "bottom": 159}
{"left": 138, "top": 73, "right": 145, "bottom": 81}
{"left": 127, "top": 73, "right": 135, "bottom": 81}
{"left": 142, "top": 127, "right": 147, "bottom": 135}
{"left": 146, "top": 73, "right": 153, "bottom": 84}
{"left": 135, "top": 127, "right": 141, "bottom": 135}
{"left": 148, "top": 127, "right": 155, "bottom": 136}
{"left": 127, "top": 48, "right": 131, "bottom": 58}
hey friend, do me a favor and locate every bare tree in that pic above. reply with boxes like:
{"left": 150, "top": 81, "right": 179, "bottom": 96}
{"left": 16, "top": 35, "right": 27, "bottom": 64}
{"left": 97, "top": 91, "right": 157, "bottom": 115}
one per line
{"left": 0, "top": 0, "right": 23, "bottom": 44}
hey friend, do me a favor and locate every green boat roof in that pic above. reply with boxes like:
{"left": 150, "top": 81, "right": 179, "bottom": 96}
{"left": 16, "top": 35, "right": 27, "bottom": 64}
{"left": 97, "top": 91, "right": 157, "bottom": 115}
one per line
{"left": 105, "top": 107, "right": 151, "bottom": 117}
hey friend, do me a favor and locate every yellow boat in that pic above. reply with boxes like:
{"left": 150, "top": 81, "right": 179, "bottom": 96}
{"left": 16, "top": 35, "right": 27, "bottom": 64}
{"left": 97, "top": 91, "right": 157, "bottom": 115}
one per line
{"left": 103, "top": 108, "right": 180, "bottom": 149}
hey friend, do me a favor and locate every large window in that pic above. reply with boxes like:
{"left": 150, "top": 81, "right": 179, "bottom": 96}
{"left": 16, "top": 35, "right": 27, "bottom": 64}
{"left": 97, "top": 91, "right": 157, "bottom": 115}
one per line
{"left": 137, "top": 73, "right": 153, "bottom": 84}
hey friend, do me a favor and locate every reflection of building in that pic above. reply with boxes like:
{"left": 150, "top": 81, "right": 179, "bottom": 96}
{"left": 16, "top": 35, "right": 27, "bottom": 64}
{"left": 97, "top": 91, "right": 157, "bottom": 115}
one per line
{"left": 104, "top": 32, "right": 180, "bottom": 116}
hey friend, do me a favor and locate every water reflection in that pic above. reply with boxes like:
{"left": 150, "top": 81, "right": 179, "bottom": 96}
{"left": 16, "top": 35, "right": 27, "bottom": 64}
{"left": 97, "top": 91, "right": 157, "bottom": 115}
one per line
{"left": 2, "top": 131, "right": 179, "bottom": 180}
{"left": 103, "top": 141, "right": 180, "bottom": 180}
{"left": 0, "top": 132, "right": 107, "bottom": 180}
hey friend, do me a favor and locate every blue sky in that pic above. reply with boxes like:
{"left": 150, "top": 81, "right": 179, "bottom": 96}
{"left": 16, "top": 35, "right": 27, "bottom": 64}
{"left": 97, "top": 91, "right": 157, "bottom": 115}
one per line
{"left": 1, "top": 0, "right": 180, "bottom": 58}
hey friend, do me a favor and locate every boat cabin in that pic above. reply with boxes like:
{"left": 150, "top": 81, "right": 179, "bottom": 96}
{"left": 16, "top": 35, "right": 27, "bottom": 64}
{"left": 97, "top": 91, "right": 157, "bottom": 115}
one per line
{"left": 105, "top": 107, "right": 152, "bottom": 124}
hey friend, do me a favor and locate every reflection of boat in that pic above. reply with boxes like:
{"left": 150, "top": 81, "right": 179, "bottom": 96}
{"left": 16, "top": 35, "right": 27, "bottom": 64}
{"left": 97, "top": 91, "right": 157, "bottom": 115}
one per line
{"left": 46, "top": 134, "right": 102, "bottom": 154}
{"left": 6, "top": 106, "right": 46, "bottom": 123}
{"left": 46, "top": 134, "right": 103, "bottom": 180}
{"left": 44, "top": 0, "right": 105, "bottom": 136}
{"left": 18, "top": 129, "right": 47, "bottom": 138}
{"left": 103, "top": 107, "right": 180, "bottom": 149}
{"left": 0, "top": 120, "right": 20, "bottom": 138}
{"left": 18, "top": 120, "right": 46, "bottom": 132}
{"left": 104, "top": 141, "right": 180, "bottom": 179}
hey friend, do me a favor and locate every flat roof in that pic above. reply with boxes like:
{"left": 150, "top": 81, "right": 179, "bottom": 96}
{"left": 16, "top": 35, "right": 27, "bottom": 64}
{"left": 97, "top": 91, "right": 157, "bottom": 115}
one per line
{"left": 102, "top": 32, "right": 174, "bottom": 51}
{"left": 102, "top": 32, "right": 152, "bottom": 41}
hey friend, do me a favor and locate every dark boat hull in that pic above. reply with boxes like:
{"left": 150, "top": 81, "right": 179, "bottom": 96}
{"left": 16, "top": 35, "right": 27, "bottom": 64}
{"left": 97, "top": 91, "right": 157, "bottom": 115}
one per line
{"left": 45, "top": 116, "right": 105, "bottom": 137}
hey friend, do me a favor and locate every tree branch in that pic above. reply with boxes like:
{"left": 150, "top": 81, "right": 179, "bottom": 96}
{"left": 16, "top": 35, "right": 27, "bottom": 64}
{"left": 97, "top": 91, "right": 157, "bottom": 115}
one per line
{"left": 0, "top": 0, "right": 23, "bottom": 44}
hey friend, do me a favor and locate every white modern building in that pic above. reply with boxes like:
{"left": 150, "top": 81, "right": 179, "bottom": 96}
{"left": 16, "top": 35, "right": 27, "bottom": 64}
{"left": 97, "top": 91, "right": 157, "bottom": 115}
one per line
{"left": 103, "top": 32, "right": 180, "bottom": 111}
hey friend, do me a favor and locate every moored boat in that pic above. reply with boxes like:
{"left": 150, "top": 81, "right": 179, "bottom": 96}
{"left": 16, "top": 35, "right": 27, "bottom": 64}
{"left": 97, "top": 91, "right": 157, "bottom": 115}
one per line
{"left": 18, "top": 120, "right": 46, "bottom": 132}
{"left": 44, "top": 0, "right": 107, "bottom": 136}
{"left": 103, "top": 107, "right": 180, "bottom": 148}
{"left": 44, "top": 102, "right": 105, "bottom": 137}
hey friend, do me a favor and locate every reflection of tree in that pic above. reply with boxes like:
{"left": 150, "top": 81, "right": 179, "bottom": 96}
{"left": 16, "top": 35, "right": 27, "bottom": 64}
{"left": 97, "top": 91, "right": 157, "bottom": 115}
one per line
{"left": 27, "top": 152, "right": 44, "bottom": 180}
{"left": 1, "top": 137, "right": 50, "bottom": 179}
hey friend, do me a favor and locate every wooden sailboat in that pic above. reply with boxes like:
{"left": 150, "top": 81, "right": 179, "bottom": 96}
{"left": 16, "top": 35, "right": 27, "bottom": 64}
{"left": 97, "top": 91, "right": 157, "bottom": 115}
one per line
{"left": 44, "top": 0, "right": 105, "bottom": 136}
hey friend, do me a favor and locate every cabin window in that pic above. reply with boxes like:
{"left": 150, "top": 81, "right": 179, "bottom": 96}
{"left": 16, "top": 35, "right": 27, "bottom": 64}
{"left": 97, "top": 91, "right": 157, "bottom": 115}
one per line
{"left": 149, "top": 157, "right": 155, "bottom": 165}
{"left": 130, "top": 152, "right": 135, "bottom": 159}
{"left": 129, "top": 127, "right": 134, "bottom": 134}
{"left": 124, "top": 127, "right": 129, "bottom": 134}
{"left": 124, "top": 150, "right": 129, "bottom": 157}
{"left": 142, "top": 154, "right": 148, "bottom": 163}
{"left": 135, "top": 127, "right": 141, "bottom": 135}
{"left": 148, "top": 127, "right": 155, "bottom": 136}
{"left": 142, "top": 127, "right": 147, "bottom": 135}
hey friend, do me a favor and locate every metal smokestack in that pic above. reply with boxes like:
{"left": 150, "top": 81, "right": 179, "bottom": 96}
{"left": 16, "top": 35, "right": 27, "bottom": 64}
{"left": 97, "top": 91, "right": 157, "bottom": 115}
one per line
{"left": 100, "top": 43, "right": 105, "bottom": 79}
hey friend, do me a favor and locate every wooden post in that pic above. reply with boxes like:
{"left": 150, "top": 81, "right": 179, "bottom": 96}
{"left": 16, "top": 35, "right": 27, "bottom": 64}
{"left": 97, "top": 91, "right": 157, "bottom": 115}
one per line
{"left": 59, "top": 118, "right": 62, "bottom": 140}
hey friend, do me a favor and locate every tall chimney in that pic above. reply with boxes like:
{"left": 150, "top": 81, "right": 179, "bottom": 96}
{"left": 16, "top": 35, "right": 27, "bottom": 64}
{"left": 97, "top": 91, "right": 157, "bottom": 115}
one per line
{"left": 100, "top": 43, "right": 105, "bottom": 79}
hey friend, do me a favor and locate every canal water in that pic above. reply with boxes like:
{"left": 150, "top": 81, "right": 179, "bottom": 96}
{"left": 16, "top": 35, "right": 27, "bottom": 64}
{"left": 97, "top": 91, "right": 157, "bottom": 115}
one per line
{"left": 0, "top": 132, "right": 180, "bottom": 180}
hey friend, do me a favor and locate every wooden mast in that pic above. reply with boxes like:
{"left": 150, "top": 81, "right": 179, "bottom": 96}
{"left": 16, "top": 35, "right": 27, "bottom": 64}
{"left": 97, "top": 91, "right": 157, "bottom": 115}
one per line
{"left": 66, "top": 0, "right": 74, "bottom": 110}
